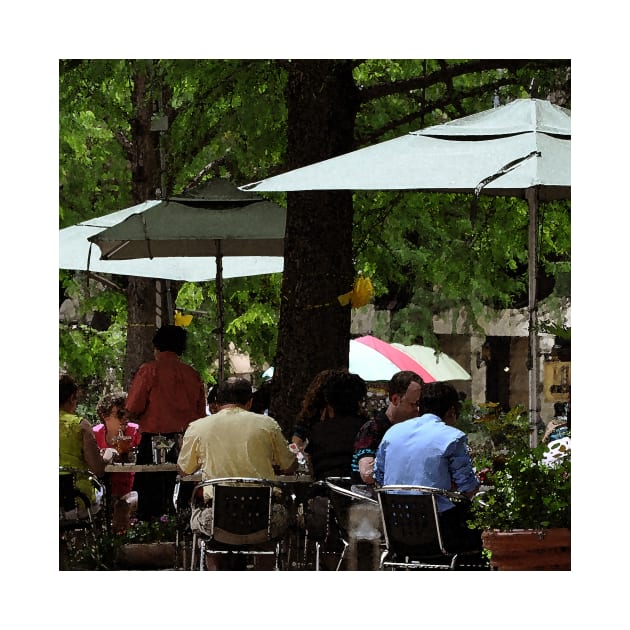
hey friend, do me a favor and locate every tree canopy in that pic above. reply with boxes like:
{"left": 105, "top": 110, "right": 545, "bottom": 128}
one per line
{"left": 59, "top": 59, "right": 570, "bottom": 432}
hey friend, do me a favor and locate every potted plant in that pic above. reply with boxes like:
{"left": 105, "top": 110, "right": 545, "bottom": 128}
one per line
{"left": 115, "top": 514, "right": 181, "bottom": 569}
{"left": 468, "top": 440, "right": 571, "bottom": 570}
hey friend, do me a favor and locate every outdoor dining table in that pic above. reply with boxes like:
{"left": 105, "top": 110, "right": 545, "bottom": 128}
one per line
{"left": 104, "top": 463, "right": 199, "bottom": 481}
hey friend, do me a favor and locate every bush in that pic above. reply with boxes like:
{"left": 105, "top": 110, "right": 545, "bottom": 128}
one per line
{"left": 468, "top": 442, "right": 571, "bottom": 531}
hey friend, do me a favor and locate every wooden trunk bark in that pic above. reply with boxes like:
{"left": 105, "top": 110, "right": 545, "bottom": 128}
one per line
{"left": 270, "top": 61, "right": 360, "bottom": 435}
{"left": 123, "top": 64, "right": 163, "bottom": 388}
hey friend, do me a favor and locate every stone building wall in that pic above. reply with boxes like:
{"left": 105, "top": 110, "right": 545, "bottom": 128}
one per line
{"left": 351, "top": 301, "right": 571, "bottom": 425}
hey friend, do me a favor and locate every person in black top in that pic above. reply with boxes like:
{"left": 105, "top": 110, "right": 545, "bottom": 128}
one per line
{"left": 305, "top": 370, "right": 368, "bottom": 480}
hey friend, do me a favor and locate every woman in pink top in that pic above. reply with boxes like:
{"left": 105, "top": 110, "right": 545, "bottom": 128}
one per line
{"left": 93, "top": 391, "right": 141, "bottom": 532}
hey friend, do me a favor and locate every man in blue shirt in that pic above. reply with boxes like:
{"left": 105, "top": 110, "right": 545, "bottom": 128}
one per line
{"left": 374, "top": 381, "right": 481, "bottom": 551}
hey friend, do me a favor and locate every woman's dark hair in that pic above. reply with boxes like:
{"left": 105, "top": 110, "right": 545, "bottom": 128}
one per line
{"left": 207, "top": 384, "right": 218, "bottom": 407}
{"left": 152, "top": 325, "right": 187, "bottom": 355}
{"left": 251, "top": 380, "right": 272, "bottom": 414}
{"left": 323, "top": 371, "right": 367, "bottom": 416}
{"left": 298, "top": 368, "right": 341, "bottom": 428}
{"left": 96, "top": 391, "right": 127, "bottom": 420}
{"left": 59, "top": 374, "right": 78, "bottom": 406}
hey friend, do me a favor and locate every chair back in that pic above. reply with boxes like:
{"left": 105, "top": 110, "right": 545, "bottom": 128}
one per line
{"left": 59, "top": 467, "right": 102, "bottom": 512}
{"left": 376, "top": 487, "right": 444, "bottom": 558}
{"left": 324, "top": 477, "right": 379, "bottom": 542}
{"left": 193, "top": 478, "right": 275, "bottom": 545}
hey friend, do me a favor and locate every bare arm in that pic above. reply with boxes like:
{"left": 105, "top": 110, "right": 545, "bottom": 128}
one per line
{"left": 81, "top": 419, "right": 105, "bottom": 477}
{"left": 358, "top": 456, "right": 376, "bottom": 484}
{"left": 279, "top": 458, "right": 298, "bottom": 475}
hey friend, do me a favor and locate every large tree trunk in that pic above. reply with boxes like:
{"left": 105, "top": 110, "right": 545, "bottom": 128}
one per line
{"left": 270, "top": 60, "right": 359, "bottom": 435}
{"left": 123, "top": 64, "right": 163, "bottom": 389}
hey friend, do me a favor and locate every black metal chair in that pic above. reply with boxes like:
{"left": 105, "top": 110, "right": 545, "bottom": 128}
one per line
{"left": 190, "top": 477, "right": 286, "bottom": 571}
{"left": 322, "top": 477, "right": 381, "bottom": 571}
{"left": 376, "top": 485, "right": 486, "bottom": 570}
{"left": 59, "top": 466, "right": 105, "bottom": 569}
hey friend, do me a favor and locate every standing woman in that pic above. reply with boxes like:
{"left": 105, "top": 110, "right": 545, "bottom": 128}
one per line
{"left": 126, "top": 325, "right": 206, "bottom": 520}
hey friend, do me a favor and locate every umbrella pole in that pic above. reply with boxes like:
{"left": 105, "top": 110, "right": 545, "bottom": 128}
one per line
{"left": 526, "top": 188, "right": 540, "bottom": 448}
{"left": 216, "top": 240, "right": 224, "bottom": 382}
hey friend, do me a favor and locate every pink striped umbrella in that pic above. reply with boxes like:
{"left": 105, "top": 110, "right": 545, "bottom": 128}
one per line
{"left": 262, "top": 335, "right": 471, "bottom": 382}
{"left": 350, "top": 335, "right": 470, "bottom": 382}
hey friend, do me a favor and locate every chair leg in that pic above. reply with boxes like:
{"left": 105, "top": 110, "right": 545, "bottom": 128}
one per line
{"left": 335, "top": 540, "right": 349, "bottom": 571}
{"left": 199, "top": 539, "right": 206, "bottom": 571}
{"left": 315, "top": 541, "right": 321, "bottom": 571}
{"left": 190, "top": 532, "right": 197, "bottom": 571}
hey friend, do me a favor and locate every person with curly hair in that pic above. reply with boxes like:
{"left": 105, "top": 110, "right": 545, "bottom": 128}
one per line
{"left": 291, "top": 368, "right": 339, "bottom": 450}
{"left": 93, "top": 391, "right": 141, "bottom": 532}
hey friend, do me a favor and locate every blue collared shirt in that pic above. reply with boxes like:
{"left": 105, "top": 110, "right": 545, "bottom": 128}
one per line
{"left": 374, "top": 413, "right": 479, "bottom": 512}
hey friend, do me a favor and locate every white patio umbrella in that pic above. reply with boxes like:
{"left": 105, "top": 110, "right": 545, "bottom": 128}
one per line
{"left": 242, "top": 98, "right": 570, "bottom": 446}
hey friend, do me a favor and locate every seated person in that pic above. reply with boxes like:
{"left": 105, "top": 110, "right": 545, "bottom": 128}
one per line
{"left": 206, "top": 383, "right": 219, "bottom": 415}
{"left": 300, "top": 370, "right": 371, "bottom": 560}
{"left": 93, "top": 391, "right": 141, "bottom": 532}
{"left": 352, "top": 370, "right": 423, "bottom": 484}
{"left": 543, "top": 401, "right": 570, "bottom": 443}
{"left": 290, "top": 368, "right": 339, "bottom": 451}
{"left": 59, "top": 374, "right": 111, "bottom": 519}
{"left": 304, "top": 370, "right": 368, "bottom": 481}
{"left": 178, "top": 377, "right": 297, "bottom": 569}
{"left": 374, "top": 381, "right": 482, "bottom": 552}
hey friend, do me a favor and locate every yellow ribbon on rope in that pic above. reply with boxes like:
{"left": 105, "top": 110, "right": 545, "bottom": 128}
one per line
{"left": 337, "top": 275, "right": 374, "bottom": 309}
{"left": 174, "top": 310, "right": 193, "bottom": 326}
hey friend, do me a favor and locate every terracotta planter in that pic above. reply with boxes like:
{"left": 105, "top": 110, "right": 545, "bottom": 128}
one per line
{"left": 482, "top": 529, "right": 570, "bottom": 571}
{"left": 116, "top": 542, "right": 178, "bottom": 570}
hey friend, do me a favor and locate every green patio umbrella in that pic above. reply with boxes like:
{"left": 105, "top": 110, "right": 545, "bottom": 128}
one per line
{"left": 88, "top": 179, "right": 286, "bottom": 379}
{"left": 59, "top": 203, "right": 284, "bottom": 282}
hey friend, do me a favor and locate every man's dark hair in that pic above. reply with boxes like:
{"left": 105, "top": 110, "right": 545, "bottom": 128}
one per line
{"left": 217, "top": 377, "right": 253, "bottom": 406}
{"left": 388, "top": 370, "right": 424, "bottom": 397}
{"left": 59, "top": 374, "right": 78, "bottom": 406}
{"left": 152, "top": 325, "right": 187, "bottom": 355}
{"left": 418, "top": 381, "right": 460, "bottom": 418}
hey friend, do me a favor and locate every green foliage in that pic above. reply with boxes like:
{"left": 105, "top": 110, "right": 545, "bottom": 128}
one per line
{"left": 59, "top": 271, "right": 128, "bottom": 415}
{"left": 174, "top": 274, "right": 282, "bottom": 383}
{"left": 468, "top": 443, "right": 571, "bottom": 531}
{"left": 59, "top": 60, "right": 570, "bottom": 385}
{"left": 121, "top": 514, "right": 178, "bottom": 544}
{"left": 61, "top": 515, "right": 178, "bottom": 570}
{"left": 460, "top": 401, "right": 531, "bottom": 452}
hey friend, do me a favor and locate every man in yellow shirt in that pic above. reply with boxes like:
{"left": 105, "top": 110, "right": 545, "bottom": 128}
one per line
{"left": 178, "top": 377, "right": 297, "bottom": 568}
